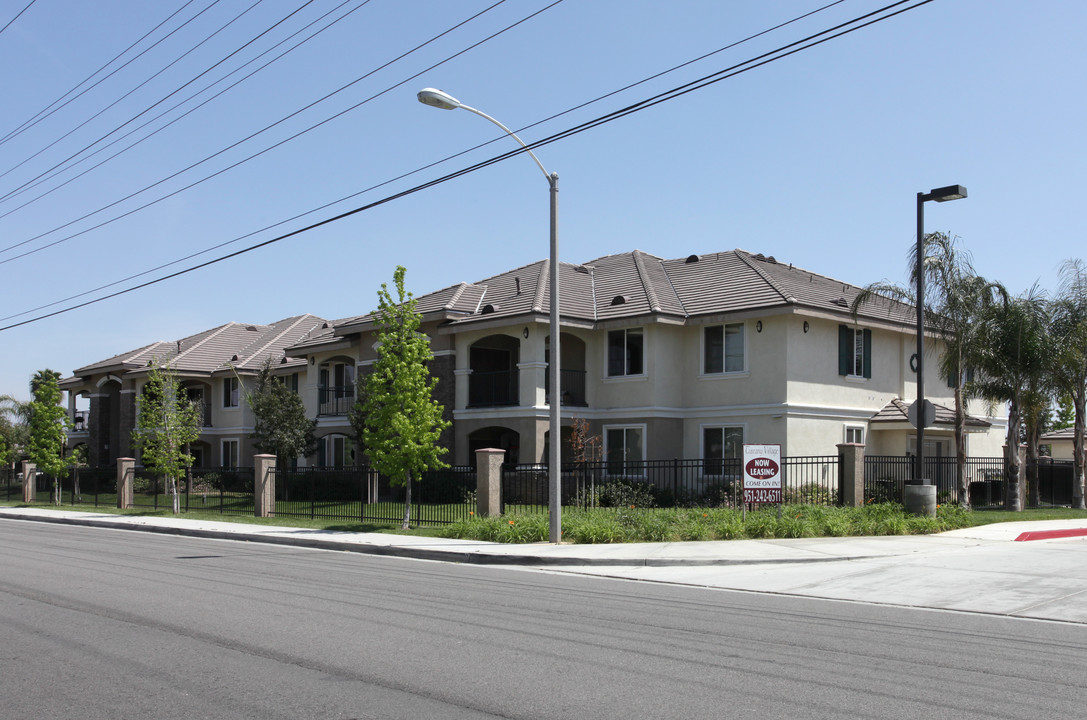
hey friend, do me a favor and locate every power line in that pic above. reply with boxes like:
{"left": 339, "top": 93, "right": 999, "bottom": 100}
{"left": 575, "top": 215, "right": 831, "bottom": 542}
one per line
{"left": 0, "top": 0, "right": 220, "bottom": 153}
{"left": 0, "top": 0, "right": 369, "bottom": 213}
{"left": 0, "top": 0, "right": 937, "bottom": 333}
{"left": 0, "top": 0, "right": 555, "bottom": 263}
{"left": 0, "top": 0, "right": 36, "bottom": 39}
{"left": 0, "top": 0, "right": 310, "bottom": 191}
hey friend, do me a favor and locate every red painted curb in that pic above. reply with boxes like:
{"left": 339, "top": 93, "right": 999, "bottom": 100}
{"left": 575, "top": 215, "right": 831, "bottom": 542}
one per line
{"left": 1014, "top": 528, "right": 1087, "bottom": 542}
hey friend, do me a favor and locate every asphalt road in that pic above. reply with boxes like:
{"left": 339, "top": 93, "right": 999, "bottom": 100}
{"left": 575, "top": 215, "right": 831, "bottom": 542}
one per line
{"left": 1, "top": 521, "right": 1084, "bottom": 719}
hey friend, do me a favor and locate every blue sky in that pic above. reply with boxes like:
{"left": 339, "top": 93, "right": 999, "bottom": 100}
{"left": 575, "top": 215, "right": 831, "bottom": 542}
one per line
{"left": 1, "top": 0, "right": 1083, "bottom": 402}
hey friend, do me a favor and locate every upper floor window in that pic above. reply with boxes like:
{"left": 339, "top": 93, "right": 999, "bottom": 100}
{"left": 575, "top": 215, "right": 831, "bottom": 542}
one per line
{"left": 607, "top": 328, "right": 644, "bottom": 377}
{"left": 223, "top": 377, "right": 240, "bottom": 407}
{"left": 844, "top": 425, "right": 865, "bottom": 444}
{"left": 704, "top": 323, "right": 745, "bottom": 374}
{"left": 838, "top": 325, "right": 871, "bottom": 379}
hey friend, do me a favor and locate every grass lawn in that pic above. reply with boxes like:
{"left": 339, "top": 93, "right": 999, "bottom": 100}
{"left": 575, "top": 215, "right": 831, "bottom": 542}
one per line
{"left": 3, "top": 498, "right": 1086, "bottom": 543}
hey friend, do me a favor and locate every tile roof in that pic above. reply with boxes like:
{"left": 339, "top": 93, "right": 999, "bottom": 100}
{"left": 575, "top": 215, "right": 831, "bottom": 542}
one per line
{"left": 71, "top": 315, "right": 327, "bottom": 380}
{"left": 328, "top": 249, "right": 915, "bottom": 336}
{"left": 869, "top": 398, "right": 991, "bottom": 429}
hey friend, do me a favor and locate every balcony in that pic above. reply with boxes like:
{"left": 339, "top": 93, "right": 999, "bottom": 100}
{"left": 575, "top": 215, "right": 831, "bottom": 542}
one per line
{"left": 546, "top": 369, "right": 587, "bottom": 406}
{"left": 318, "top": 385, "right": 355, "bottom": 416}
{"left": 468, "top": 370, "right": 519, "bottom": 408}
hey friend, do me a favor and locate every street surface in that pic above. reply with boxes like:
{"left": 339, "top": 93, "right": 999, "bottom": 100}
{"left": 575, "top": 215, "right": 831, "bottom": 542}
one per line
{"left": 1, "top": 520, "right": 1084, "bottom": 719}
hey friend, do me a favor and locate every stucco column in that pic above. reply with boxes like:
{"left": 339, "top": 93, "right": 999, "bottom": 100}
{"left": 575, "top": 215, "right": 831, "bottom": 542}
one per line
{"left": 116, "top": 458, "right": 135, "bottom": 509}
{"left": 475, "top": 448, "right": 505, "bottom": 517}
{"left": 254, "top": 454, "right": 276, "bottom": 517}
{"left": 836, "top": 443, "right": 865, "bottom": 507}
{"left": 21, "top": 461, "right": 36, "bottom": 503}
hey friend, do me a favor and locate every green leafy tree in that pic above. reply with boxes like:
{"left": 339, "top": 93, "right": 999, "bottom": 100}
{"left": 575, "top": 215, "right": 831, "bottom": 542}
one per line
{"left": 853, "top": 233, "right": 1005, "bottom": 508}
{"left": 351, "top": 266, "right": 450, "bottom": 529}
{"left": 245, "top": 359, "right": 317, "bottom": 473}
{"left": 969, "top": 287, "right": 1051, "bottom": 512}
{"left": 1050, "top": 258, "right": 1087, "bottom": 508}
{"left": 132, "top": 360, "right": 201, "bottom": 514}
{"left": 27, "top": 370, "right": 70, "bottom": 504}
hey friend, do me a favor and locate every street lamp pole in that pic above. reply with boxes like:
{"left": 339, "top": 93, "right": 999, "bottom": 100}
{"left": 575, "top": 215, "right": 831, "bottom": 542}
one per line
{"left": 417, "top": 89, "right": 563, "bottom": 543}
{"left": 914, "top": 184, "right": 967, "bottom": 486}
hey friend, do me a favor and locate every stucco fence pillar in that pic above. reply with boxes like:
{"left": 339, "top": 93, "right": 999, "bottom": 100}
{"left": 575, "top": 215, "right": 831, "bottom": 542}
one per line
{"left": 475, "top": 448, "right": 505, "bottom": 517}
{"left": 836, "top": 443, "right": 865, "bottom": 507}
{"left": 254, "top": 454, "right": 276, "bottom": 518}
{"left": 116, "top": 458, "right": 134, "bottom": 509}
{"left": 20, "top": 461, "right": 36, "bottom": 503}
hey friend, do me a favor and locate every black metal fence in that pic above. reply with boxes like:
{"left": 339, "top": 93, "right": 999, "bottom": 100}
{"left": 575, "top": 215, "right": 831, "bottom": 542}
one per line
{"left": 1, "top": 466, "right": 19, "bottom": 502}
{"left": 271, "top": 465, "right": 475, "bottom": 525}
{"left": 501, "top": 456, "right": 841, "bottom": 513}
{"left": 126, "top": 466, "right": 255, "bottom": 513}
{"left": 863, "top": 456, "right": 1075, "bottom": 508}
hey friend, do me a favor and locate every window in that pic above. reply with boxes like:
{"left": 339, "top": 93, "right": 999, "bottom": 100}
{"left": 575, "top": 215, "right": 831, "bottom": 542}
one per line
{"left": 704, "top": 323, "right": 745, "bottom": 374}
{"left": 223, "top": 377, "right": 240, "bottom": 407}
{"left": 838, "top": 325, "right": 872, "bottom": 378}
{"left": 844, "top": 426, "right": 865, "bottom": 444}
{"left": 703, "top": 426, "right": 743, "bottom": 475}
{"left": 318, "top": 435, "right": 354, "bottom": 468}
{"left": 604, "top": 425, "right": 644, "bottom": 475}
{"left": 607, "top": 328, "right": 644, "bottom": 377}
{"left": 221, "top": 439, "right": 239, "bottom": 468}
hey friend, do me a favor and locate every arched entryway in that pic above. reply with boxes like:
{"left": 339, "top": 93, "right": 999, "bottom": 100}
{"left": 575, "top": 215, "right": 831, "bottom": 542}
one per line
{"left": 468, "top": 426, "right": 521, "bottom": 466}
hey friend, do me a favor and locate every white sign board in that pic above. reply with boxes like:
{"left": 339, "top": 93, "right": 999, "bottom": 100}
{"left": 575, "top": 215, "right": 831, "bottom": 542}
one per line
{"left": 743, "top": 444, "right": 782, "bottom": 504}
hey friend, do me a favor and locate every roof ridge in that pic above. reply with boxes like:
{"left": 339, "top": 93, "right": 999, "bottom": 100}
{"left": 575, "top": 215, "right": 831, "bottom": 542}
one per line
{"left": 531, "top": 259, "right": 549, "bottom": 313}
{"left": 656, "top": 256, "right": 689, "bottom": 318}
{"left": 237, "top": 315, "right": 321, "bottom": 368}
{"left": 734, "top": 249, "right": 794, "bottom": 304}
{"left": 632, "top": 250, "right": 662, "bottom": 312}
{"left": 445, "top": 282, "right": 470, "bottom": 309}
{"left": 173, "top": 322, "right": 237, "bottom": 364}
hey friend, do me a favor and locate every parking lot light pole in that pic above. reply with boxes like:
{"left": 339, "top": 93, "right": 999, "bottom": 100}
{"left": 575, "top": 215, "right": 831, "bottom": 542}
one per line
{"left": 417, "top": 88, "right": 563, "bottom": 543}
{"left": 915, "top": 184, "right": 967, "bottom": 485}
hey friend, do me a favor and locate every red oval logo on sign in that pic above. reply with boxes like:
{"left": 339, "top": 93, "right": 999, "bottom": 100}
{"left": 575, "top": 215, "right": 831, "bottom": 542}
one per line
{"left": 744, "top": 457, "right": 779, "bottom": 478}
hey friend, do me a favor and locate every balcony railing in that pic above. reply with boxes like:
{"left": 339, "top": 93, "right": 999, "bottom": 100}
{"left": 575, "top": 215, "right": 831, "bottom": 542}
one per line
{"left": 468, "top": 370, "right": 519, "bottom": 408}
{"left": 318, "top": 385, "right": 355, "bottom": 416}
{"left": 546, "top": 369, "right": 587, "bottom": 406}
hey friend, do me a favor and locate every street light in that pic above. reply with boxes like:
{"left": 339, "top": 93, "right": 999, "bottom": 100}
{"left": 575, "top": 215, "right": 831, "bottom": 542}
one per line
{"left": 914, "top": 184, "right": 967, "bottom": 492}
{"left": 417, "top": 88, "right": 563, "bottom": 544}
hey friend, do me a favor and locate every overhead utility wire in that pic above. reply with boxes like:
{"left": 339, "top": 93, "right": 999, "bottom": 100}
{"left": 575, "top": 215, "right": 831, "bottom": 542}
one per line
{"left": 0, "top": 0, "right": 553, "bottom": 263}
{"left": 0, "top": 0, "right": 937, "bottom": 333}
{"left": 0, "top": 0, "right": 369, "bottom": 215}
{"left": 0, "top": 0, "right": 307, "bottom": 191}
{"left": 0, "top": 1, "right": 201, "bottom": 147}
{"left": 0, "top": 0, "right": 37, "bottom": 39}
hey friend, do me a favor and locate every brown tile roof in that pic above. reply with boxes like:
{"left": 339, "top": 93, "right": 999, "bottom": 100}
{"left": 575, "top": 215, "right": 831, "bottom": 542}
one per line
{"left": 70, "top": 315, "right": 327, "bottom": 380}
{"left": 870, "top": 398, "right": 990, "bottom": 429}
{"left": 292, "top": 249, "right": 916, "bottom": 352}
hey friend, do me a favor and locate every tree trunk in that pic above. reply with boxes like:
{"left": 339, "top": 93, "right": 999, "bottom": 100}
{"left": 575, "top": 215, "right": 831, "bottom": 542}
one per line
{"left": 171, "top": 476, "right": 180, "bottom": 514}
{"left": 1026, "top": 422, "right": 1040, "bottom": 508}
{"left": 1074, "top": 390, "right": 1086, "bottom": 510}
{"left": 401, "top": 469, "right": 412, "bottom": 530}
{"left": 1005, "top": 402, "right": 1022, "bottom": 512}
{"left": 954, "top": 381, "right": 969, "bottom": 509}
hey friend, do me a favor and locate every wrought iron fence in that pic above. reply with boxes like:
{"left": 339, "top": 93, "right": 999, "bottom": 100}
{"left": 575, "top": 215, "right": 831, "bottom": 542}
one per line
{"left": 502, "top": 456, "right": 840, "bottom": 512}
{"left": 270, "top": 465, "right": 476, "bottom": 525}
{"left": 1, "top": 465, "right": 19, "bottom": 501}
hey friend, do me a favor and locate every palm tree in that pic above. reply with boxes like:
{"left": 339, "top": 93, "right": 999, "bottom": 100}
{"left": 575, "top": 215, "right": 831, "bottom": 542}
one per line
{"left": 969, "top": 286, "right": 1050, "bottom": 511}
{"left": 853, "top": 232, "right": 1005, "bottom": 508}
{"left": 1050, "top": 259, "right": 1087, "bottom": 509}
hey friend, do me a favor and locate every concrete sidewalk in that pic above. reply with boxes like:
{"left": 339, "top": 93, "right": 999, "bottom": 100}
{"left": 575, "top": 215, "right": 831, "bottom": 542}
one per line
{"left": 3, "top": 507, "right": 1087, "bottom": 623}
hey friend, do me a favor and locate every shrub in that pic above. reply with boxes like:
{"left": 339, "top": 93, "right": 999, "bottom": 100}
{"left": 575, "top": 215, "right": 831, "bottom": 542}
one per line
{"left": 785, "top": 482, "right": 836, "bottom": 506}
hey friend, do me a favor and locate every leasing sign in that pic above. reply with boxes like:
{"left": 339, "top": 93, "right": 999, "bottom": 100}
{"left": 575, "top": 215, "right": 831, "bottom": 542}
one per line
{"left": 742, "top": 444, "right": 782, "bottom": 505}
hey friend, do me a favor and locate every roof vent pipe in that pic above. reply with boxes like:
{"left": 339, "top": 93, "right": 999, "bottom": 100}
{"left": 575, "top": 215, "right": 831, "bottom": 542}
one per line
{"left": 515, "top": 277, "right": 521, "bottom": 295}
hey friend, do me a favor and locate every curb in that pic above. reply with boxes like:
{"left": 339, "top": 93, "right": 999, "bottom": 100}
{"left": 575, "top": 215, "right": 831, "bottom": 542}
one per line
{"left": 0, "top": 511, "right": 869, "bottom": 568}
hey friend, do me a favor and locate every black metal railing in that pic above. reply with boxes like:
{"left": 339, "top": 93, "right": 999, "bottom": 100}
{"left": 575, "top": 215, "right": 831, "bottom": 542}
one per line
{"left": 545, "top": 369, "right": 588, "bottom": 406}
{"left": 318, "top": 385, "right": 355, "bottom": 416}
{"left": 501, "top": 456, "right": 840, "bottom": 512}
{"left": 468, "top": 369, "right": 519, "bottom": 407}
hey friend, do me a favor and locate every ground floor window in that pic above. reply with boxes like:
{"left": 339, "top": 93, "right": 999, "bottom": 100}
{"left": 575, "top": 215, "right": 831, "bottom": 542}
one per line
{"left": 702, "top": 426, "right": 743, "bottom": 476}
{"left": 318, "top": 434, "right": 354, "bottom": 468}
{"left": 604, "top": 425, "right": 645, "bottom": 475}
{"left": 845, "top": 425, "right": 865, "bottom": 445}
{"left": 221, "top": 439, "right": 239, "bottom": 467}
